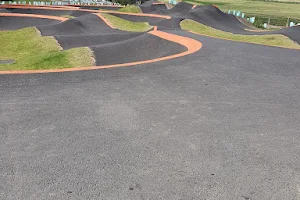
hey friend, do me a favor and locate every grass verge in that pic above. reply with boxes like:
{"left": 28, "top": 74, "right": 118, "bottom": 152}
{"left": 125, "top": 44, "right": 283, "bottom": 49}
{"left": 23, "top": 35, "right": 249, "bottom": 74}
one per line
{"left": 0, "top": 27, "right": 94, "bottom": 71}
{"left": 118, "top": 5, "right": 142, "bottom": 13}
{"left": 180, "top": 19, "right": 300, "bottom": 49}
{"left": 101, "top": 14, "right": 152, "bottom": 32}
{"left": 160, "top": 0, "right": 300, "bottom": 20}
{"left": 60, "top": 15, "right": 76, "bottom": 19}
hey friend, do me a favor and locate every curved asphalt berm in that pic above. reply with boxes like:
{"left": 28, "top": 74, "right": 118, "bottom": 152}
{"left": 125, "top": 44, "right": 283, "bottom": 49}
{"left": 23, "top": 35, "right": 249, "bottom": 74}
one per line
{"left": 0, "top": 9, "right": 191, "bottom": 67}
{"left": 0, "top": 15, "right": 60, "bottom": 30}
{"left": 1, "top": 4, "right": 300, "bottom": 200}
{"left": 114, "top": 1, "right": 300, "bottom": 44}
{"left": 6, "top": 7, "right": 89, "bottom": 17}
{"left": 36, "top": 13, "right": 189, "bottom": 66}
{"left": 1, "top": 32, "right": 300, "bottom": 199}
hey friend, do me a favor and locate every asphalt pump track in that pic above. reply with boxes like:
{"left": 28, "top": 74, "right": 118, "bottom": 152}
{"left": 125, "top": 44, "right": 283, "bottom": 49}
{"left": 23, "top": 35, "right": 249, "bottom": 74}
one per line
{"left": 1, "top": 2, "right": 300, "bottom": 199}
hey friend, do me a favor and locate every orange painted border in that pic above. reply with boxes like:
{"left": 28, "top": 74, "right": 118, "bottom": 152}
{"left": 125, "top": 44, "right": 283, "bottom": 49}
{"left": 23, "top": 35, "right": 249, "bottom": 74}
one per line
{"left": 188, "top": 30, "right": 300, "bottom": 50}
{"left": 0, "top": 13, "right": 68, "bottom": 21}
{"left": 0, "top": 30, "right": 202, "bottom": 74}
{"left": 94, "top": 13, "right": 115, "bottom": 28}
{"left": 153, "top": 2, "right": 165, "bottom": 4}
{"left": 0, "top": 4, "right": 172, "bottom": 19}
{"left": 1, "top": 4, "right": 80, "bottom": 10}
{"left": 0, "top": 5, "right": 202, "bottom": 74}
{"left": 85, "top": 9, "right": 171, "bottom": 19}
{"left": 68, "top": 4, "right": 124, "bottom": 8}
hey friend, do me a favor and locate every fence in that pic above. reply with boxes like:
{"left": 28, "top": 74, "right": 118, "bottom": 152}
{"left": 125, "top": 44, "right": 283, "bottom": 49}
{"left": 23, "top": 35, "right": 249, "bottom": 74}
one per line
{"left": 0, "top": 0, "right": 119, "bottom": 6}
{"left": 228, "top": 10, "right": 300, "bottom": 28}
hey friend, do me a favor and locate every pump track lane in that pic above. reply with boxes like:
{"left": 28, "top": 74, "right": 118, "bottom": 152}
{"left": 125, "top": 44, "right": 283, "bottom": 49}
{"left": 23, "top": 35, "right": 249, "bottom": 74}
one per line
{"left": 0, "top": 11, "right": 202, "bottom": 74}
{"left": 1, "top": 3, "right": 300, "bottom": 200}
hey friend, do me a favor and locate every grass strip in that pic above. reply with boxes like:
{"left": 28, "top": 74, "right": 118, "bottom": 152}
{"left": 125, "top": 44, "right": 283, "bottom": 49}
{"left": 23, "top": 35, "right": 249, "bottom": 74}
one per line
{"left": 0, "top": 27, "right": 94, "bottom": 71}
{"left": 180, "top": 19, "right": 300, "bottom": 49}
{"left": 118, "top": 5, "right": 142, "bottom": 13}
{"left": 102, "top": 13, "right": 152, "bottom": 32}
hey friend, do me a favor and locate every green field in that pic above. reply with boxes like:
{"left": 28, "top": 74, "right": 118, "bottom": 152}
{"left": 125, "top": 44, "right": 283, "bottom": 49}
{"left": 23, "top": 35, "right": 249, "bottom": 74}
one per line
{"left": 118, "top": 5, "right": 142, "bottom": 13}
{"left": 162, "top": 0, "right": 300, "bottom": 22}
{"left": 0, "top": 27, "right": 94, "bottom": 71}
{"left": 181, "top": 19, "right": 300, "bottom": 49}
{"left": 102, "top": 14, "right": 152, "bottom": 32}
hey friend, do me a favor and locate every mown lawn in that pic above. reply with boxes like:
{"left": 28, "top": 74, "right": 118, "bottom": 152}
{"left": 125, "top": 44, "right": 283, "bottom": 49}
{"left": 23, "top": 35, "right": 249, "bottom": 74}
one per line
{"left": 101, "top": 13, "right": 152, "bottom": 32}
{"left": 118, "top": 5, "right": 142, "bottom": 13}
{"left": 181, "top": 19, "right": 300, "bottom": 49}
{"left": 0, "top": 27, "right": 94, "bottom": 71}
{"left": 161, "top": 0, "right": 300, "bottom": 20}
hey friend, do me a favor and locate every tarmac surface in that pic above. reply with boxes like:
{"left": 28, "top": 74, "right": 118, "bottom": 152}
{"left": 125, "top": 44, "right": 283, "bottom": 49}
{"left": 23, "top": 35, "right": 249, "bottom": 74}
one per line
{"left": 0, "top": 16, "right": 59, "bottom": 30}
{"left": 5, "top": 7, "right": 89, "bottom": 17}
{"left": 1, "top": 2, "right": 300, "bottom": 200}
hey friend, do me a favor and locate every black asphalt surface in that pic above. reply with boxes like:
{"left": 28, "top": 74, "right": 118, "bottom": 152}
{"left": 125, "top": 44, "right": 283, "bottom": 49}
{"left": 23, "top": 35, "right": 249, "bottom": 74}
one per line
{"left": 0, "top": 16, "right": 59, "bottom": 30}
{"left": 1, "top": 3, "right": 300, "bottom": 200}
{"left": 79, "top": 5, "right": 122, "bottom": 10}
{"left": 0, "top": 8, "right": 10, "bottom": 13}
{"left": 140, "top": 1, "right": 300, "bottom": 44}
{"left": 37, "top": 13, "right": 186, "bottom": 65}
{"left": 6, "top": 7, "right": 89, "bottom": 17}
{"left": 1, "top": 31, "right": 300, "bottom": 199}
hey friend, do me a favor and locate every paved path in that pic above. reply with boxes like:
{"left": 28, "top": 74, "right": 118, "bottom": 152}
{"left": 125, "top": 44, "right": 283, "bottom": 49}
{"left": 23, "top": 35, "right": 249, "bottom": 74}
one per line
{"left": 1, "top": 31, "right": 300, "bottom": 199}
{"left": 1, "top": 4, "right": 300, "bottom": 200}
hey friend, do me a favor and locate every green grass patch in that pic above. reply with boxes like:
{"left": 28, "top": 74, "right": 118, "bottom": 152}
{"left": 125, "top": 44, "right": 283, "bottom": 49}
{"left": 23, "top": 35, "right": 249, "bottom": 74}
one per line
{"left": 60, "top": 15, "right": 76, "bottom": 19}
{"left": 0, "top": 27, "right": 94, "bottom": 71}
{"left": 180, "top": 19, "right": 300, "bottom": 49}
{"left": 159, "top": 0, "right": 300, "bottom": 20}
{"left": 118, "top": 5, "right": 142, "bottom": 13}
{"left": 102, "top": 13, "right": 152, "bottom": 32}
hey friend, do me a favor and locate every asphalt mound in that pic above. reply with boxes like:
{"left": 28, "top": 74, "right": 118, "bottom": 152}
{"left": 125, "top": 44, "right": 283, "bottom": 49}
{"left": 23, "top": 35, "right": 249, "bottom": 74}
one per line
{"left": 188, "top": 5, "right": 249, "bottom": 33}
{"left": 0, "top": 8, "right": 11, "bottom": 13}
{"left": 6, "top": 8, "right": 88, "bottom": 17}
{"left": 109, "top": 13, "right": 165, "bottom": 23}
{"left": 79, "top": 5, "right": 121, "bottom": 10}
{"left": 38, "top": 13, "right": 119, "bottom": 36}
{"left": 0, "top": 16, "right": 59, "bottom": 30}
{"left": 35, "top": 13, "right": 188, "bottom": 66}
{"left": 108, "top": 13, "right": 183, "bottom": 30}
{"left": 167, "top": 2, "right": 194, "bottom": 15}
{"left": 140, "top": 2, "right": 167, "bottom": 13}
{"left": 139, "top": 1, "right": 300, "bottom": 44}
{"left": 278, "top": 25, "right": 300, "bottom": 44}
{"left": 91, "top": 33, "right": 187, "bottom": 65}
{"left": 55, "top": 32, "right": 144, "bottom": 49}
{"left": 151, "top": 18, "right": 183, "bottom": 30}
